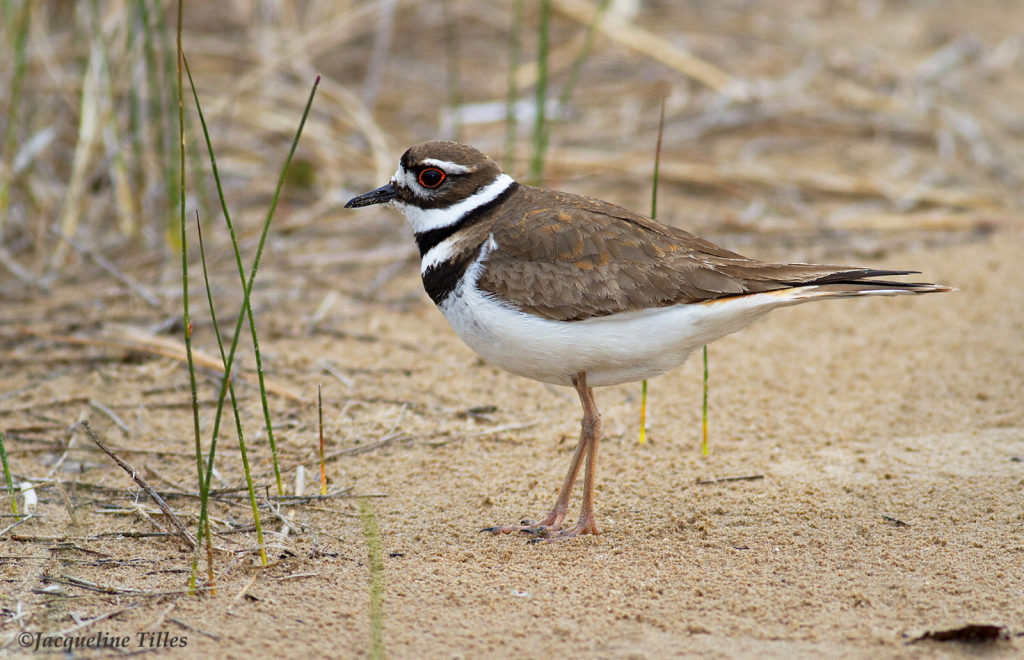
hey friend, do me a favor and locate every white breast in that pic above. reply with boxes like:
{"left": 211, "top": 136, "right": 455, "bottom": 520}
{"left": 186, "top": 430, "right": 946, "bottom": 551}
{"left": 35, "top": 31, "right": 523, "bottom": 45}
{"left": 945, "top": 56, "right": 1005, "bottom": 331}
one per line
{"left": 437, "top": 250, "right": 788, "bottom": 388}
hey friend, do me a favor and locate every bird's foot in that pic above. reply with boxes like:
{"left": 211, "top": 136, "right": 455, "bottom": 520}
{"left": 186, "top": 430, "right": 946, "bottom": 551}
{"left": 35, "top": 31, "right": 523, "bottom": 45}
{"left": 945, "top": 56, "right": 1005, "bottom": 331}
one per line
{"left": 481, "top": 514, "right": 601, "bottom": 542}
{"left": 481, "top": 512, "right": 566, "bottom": 536}
{"left": 527, "top": 516, "right": 601, "bottom": 543}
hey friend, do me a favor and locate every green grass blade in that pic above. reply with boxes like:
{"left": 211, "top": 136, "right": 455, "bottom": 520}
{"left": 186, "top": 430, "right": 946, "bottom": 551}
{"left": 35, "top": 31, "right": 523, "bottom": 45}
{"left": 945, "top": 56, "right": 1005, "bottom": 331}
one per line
{"left": 442, "top": 0, "right": 463, "bottom": 142}
{"left": 639, "top": 98, "right": 667, "bottom": 445}
{"left": 182, "top": 57, "right": 320, "bottom": 498}
{"left": 0, "top": 0, "right": 30, "bottom": 233}
{"left": 136, "top": 0, "right": 175, "bottom": 237}
{"left": 556, "top": 0, "right": 610, "bottom": 117}
{"left": 528, "top": 0, "right": 551, "bottom": 186}
{"left": 504, "top": 0, "right": 523, "bottom": 172}
{"left": 702, "top": 345, "right": 709, "bottom": 455}
{"left": 235, "top": 75, "right": 321, "bottom": 496}
{"left": 173, "top": 0, "right": 205, "bottom": 594}
{"left": 195, "top": 214, "right": 267, "bottom": 567}
{"left": 319, "top": 384, "right": 326, "bottom": 496}
{"left": 0, "top": 429, "right": 17, "bottom": 516}
{"left": 157, "top": 0, "right": 181, "bottom": 239}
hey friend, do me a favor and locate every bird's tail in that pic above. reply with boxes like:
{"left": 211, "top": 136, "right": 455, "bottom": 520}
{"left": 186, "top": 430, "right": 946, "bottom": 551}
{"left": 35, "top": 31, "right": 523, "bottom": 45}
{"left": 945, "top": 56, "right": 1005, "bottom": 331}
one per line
{"left": 761, "top": 278, "right": 954, "bottom": 305}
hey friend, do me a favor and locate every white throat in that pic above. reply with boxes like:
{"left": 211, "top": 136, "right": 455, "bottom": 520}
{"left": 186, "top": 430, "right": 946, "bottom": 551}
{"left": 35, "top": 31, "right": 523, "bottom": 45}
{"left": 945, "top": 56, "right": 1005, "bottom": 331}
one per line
{"left": 394, "top": 173, "right": 515, "bottom": 234}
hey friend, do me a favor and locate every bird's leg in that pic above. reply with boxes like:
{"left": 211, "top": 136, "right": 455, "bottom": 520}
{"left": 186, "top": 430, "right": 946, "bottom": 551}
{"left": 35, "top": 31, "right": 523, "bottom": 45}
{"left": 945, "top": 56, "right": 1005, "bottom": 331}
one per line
{"left": 531, "top": 374, "right": 602, "bottom": 541}
{"left": 482, "top": 394, "right": 589, "bottom": 534}
{"left": 482, "top": 373, "right": 599, "bottom": 536}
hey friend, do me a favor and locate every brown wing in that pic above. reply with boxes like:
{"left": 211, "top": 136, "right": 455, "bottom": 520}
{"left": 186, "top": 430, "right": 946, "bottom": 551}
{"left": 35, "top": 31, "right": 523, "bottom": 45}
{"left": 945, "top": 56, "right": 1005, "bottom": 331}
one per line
{"left": 475, "top": 186, "right": 912, "bottom": 322}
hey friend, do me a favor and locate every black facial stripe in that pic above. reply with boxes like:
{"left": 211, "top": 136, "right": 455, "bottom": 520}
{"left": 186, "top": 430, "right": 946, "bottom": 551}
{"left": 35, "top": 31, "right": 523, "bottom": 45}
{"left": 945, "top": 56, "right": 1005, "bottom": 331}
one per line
{"left": 413, "top": 181, "right": 520, "bottom": 257}
{"left": 421, "top": 246, "right": 480, "bottom": 306}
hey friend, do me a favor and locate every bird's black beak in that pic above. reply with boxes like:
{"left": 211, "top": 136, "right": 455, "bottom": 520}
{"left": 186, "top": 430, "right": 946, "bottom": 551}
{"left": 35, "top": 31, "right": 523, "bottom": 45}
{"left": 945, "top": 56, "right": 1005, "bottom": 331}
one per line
{"left": 344, "top": 183, "right": 397, "bottom": 208}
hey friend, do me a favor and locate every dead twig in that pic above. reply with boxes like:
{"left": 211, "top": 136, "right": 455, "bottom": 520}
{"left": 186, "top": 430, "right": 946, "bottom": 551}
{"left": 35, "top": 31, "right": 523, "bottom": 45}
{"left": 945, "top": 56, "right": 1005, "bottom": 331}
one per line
{"left": 50, "top": 227, "right": 162, "bottom": 308}
{"left": 696, "top": 475, "right": 764, "bottom": 485}
{"left": 167, "top": 617, "right": 222, "bottom": 641}
{"left": 0, "top": 244, "right": 50, "bottom": 293}
{"left": 88, "top": 399, "right": 130, "bottom": 435}
{"left": 80, "top": 420, "right": 195, "bottom": 550}
{"left": 0, "top": 514, "right": 37, "bottom": 536}
{"left": 326, "top": 431, "right": 407, "bottom": 458}
{"left": 44, "top": 574, "right": 144, "bottom": 595}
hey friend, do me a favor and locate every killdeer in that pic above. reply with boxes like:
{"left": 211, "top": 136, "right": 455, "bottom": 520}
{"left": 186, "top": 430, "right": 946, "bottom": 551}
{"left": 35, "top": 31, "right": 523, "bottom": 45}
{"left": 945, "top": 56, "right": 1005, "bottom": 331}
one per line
{"left": 345, "top": 141, "right": 951, "bottom": 541}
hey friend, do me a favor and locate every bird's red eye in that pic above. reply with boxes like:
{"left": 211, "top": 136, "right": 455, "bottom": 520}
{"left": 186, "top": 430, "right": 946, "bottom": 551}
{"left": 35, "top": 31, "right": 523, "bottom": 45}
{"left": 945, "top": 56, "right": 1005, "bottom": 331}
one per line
{"left": 418, "top": 168, "right": 446, "bottom": 188}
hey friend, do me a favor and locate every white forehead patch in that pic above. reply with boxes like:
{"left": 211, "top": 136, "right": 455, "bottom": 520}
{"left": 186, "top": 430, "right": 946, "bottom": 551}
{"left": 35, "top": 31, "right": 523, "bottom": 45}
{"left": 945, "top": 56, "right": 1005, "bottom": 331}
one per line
{"left": 392, "top": 166, "right": 417, "bottom": 191}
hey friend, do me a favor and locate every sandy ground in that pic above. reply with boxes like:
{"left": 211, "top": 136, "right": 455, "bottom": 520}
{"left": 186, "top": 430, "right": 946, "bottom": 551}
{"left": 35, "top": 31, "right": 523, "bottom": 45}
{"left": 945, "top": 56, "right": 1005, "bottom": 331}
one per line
{"left": 2, "top": 225, "right": 1022, "bottom": 658}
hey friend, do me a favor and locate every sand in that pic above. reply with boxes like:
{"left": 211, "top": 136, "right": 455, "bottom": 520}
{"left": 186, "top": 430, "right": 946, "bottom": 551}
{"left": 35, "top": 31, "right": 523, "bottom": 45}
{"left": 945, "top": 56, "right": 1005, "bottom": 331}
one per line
{"left": 2, "top": 226, "right": 1022, "bottom": 659}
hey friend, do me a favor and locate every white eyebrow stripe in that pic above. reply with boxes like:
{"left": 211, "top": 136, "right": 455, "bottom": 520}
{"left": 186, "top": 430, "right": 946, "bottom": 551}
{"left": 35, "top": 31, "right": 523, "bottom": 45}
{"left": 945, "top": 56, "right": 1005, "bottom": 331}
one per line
{"left": 420, "top": 158, "right": 473, "bottom": 174}
{"left": 397, "top": 173, "right": 515, "bottom": 234}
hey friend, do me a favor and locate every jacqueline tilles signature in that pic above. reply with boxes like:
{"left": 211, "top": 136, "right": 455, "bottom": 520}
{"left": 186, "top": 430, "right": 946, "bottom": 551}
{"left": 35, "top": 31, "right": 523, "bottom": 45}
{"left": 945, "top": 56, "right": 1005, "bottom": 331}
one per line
{"left": 19, "top": 630, "right": 187, "bottom": 652}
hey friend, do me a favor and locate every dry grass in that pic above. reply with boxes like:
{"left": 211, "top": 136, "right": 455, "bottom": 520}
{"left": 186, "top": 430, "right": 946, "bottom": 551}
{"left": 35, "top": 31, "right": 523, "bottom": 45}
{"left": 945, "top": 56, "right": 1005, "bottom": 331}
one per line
{"left": 0, "top": 0, "right": 1020, "bottom": 295}
{"left": 1, "top": 0, "right": 1023, "bottom": 657}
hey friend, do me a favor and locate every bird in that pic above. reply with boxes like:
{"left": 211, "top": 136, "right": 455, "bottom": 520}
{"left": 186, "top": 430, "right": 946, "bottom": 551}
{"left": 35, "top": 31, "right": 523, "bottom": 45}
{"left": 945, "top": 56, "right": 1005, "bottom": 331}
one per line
{"left": 344, "top": 141, "right": 951, "bottom": 541}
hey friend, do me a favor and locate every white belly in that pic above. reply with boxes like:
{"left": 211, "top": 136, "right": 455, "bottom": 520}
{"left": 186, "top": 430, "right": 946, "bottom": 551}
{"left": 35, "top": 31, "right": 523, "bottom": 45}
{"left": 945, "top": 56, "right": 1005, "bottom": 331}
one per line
{"left": 438, "top": 258, "right": 784, "bottom": 387}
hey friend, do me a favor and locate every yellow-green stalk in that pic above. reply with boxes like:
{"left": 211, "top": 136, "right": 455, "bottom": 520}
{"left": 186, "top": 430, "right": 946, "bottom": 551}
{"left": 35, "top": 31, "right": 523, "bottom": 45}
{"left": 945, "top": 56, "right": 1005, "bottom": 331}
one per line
{"left": 639, "top": 99, "right": 667, "bottom": 444}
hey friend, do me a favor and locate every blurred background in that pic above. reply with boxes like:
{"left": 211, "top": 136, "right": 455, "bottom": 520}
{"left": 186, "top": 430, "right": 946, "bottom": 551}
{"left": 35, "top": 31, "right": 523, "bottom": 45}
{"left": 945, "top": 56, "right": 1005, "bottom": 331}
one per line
{"left": 0, "top": 0, "right": 1021, "bottom": 305}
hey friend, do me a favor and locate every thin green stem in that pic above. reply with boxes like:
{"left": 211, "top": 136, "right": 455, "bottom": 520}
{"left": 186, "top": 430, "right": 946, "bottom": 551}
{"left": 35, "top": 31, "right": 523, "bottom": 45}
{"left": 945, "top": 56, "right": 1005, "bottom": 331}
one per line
{"left": 651, "top": 98, "right": 666, "bottom": 220}
{"left": 318, "top": 384, "right": 326, "bottom": 496}
{"left": 195, "top": 214, "right": 266, "bottom": 568}
{"left": 183, "top": 59, "right": 319, "bottom": 500}
{"left": 702, "top": 345, "right": 709, "bottom": 456}
{"left": 638, "top": 380, "right": 647, "bottom": 445}
{"left": 174, "top": 0, "right": 205, "bottom": 595}
{"left": 137, "top": 0, "right": 173, "bottom": 234}
{"left": 156, "top": 0, "right": 181, "bottom": 237}
{"left": 442, "top": 0, "right": 462, "bottom": 142}
{"left": 640, "top": 98, "right": 667, "bottom": 445}
{"left": 528, "top": 0, "right": 551, "bottom": 186}
{"left": 504, "top": 0, "right": 523, "bottom": 172}
{"left": 0, "top": 429, "right": 17, "bottom": 516}
{"left": 556, "top": 0, "right": 610, "bottom": 118}
{"left": 0, "top": 0, "right": 30, "bottom": 232}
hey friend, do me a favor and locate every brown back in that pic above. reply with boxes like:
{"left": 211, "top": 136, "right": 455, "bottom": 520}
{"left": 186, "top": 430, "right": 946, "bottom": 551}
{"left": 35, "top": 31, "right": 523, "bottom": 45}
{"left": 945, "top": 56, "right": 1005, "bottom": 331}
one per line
{"left": 474, "top": 186, "right": 912, "bottom": 321}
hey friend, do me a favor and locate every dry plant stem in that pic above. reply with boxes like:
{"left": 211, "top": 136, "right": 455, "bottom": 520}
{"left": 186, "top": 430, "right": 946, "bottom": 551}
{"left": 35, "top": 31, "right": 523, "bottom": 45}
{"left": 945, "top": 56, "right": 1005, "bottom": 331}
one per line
{"left": 360, "top": 0, "right": 397, "bottom": 111}
{"left": 0, "top": 244, "right": 49, "bottom": 292}
{"left": 50, "top": 227, "right": 161, "bottom": 307}
{"left": 551, "top": 0, "right": 739, "bottom": 96}
{"left": 15, "top": 328, "right": 301, "bottom": 400}
{"left": 695, "top": 475, "right": 763, "bottom": 485}
{"left": 553, "top": 149, "right": 999, "bottom": 209}
{"left": 80, "top": 420, "right": 195, "bottom": 549}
